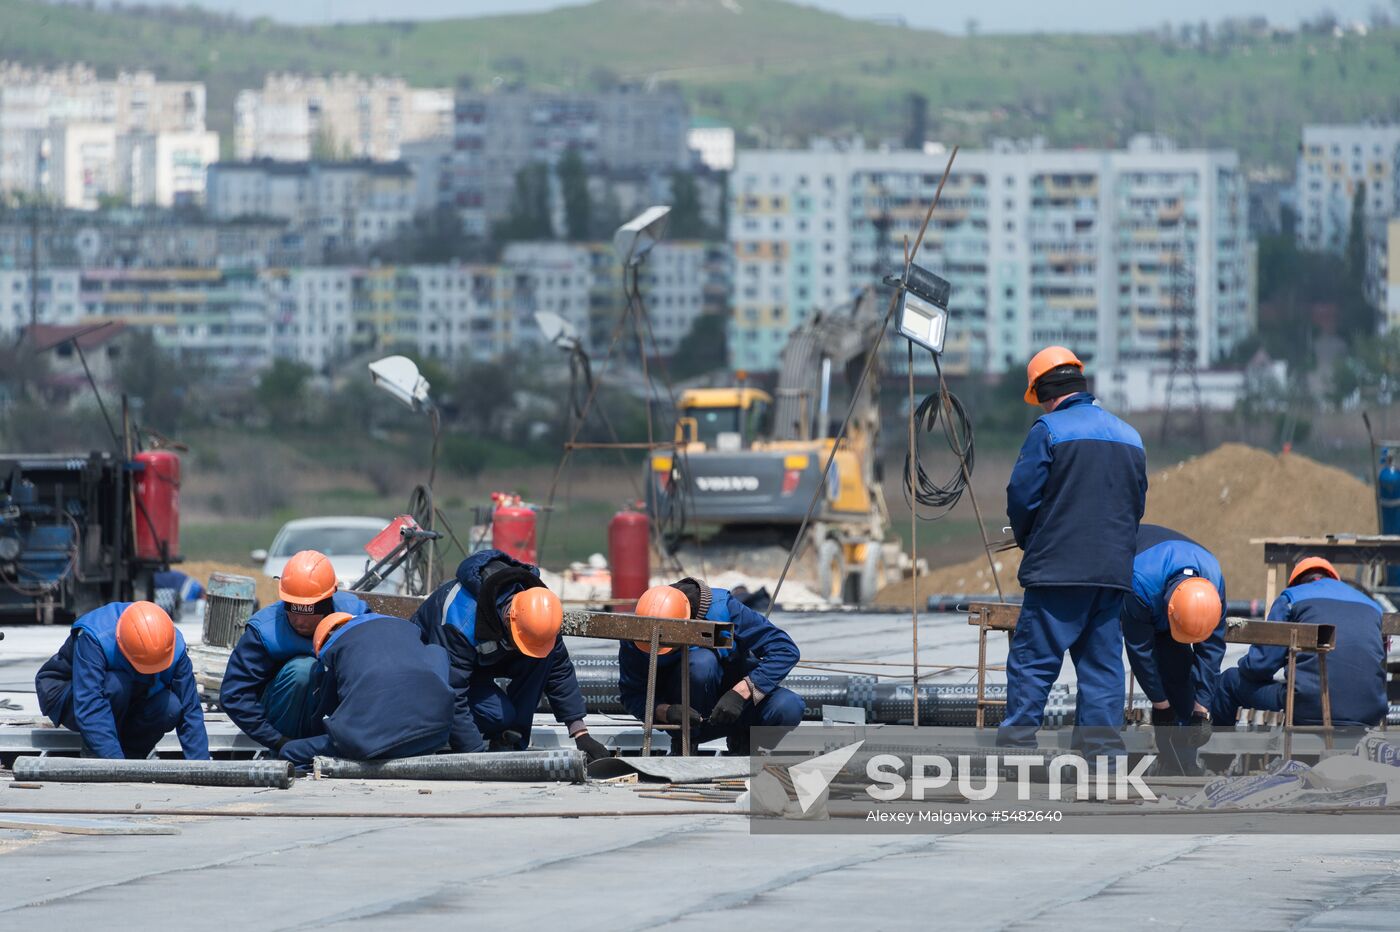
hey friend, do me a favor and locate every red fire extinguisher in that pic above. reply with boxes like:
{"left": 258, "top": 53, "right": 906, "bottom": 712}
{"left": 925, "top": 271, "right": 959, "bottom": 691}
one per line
{"left": 134, "top": 450, "right": 180, "bottom": 561}
{"left": 491, "top": 493, "right": 537, "bottom": 565}
{"left": 609, "top": 507, "right": 650, "bottom": 604}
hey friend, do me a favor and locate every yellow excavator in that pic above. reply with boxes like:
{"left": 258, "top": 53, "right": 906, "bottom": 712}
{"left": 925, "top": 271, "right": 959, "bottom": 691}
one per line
{"left": 647, "top": 288, "right": 891, "bottom": 603}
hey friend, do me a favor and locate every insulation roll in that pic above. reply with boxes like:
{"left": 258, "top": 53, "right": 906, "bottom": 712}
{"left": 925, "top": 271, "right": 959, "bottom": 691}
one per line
{"left": 12, "top": 756, "right": 294, "bottom": 789}
{"left": 312, "top": 749, "right": 588, "bottom": 783}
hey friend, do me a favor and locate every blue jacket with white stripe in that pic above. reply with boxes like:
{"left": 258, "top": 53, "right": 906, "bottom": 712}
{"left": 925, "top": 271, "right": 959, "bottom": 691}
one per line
{"left": 1007, "top": 392, "right": 1148, "bottom": 590}
{"left": 1240, "top": 577, "right": 1387, "bottom": 727}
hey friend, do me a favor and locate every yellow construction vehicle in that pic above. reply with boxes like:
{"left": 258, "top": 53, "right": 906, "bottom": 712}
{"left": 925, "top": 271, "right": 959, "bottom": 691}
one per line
{"left": 647, "top": 288, "right": 891, "bottom": 603}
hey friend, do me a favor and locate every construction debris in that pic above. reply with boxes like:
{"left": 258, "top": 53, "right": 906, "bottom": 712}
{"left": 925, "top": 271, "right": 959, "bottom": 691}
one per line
{"left": 876, "top": 443, "right": 1377, "bottom": 603}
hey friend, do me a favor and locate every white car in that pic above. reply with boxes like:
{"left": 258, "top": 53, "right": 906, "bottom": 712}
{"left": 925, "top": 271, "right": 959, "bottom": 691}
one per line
{"left": 252, "top": 516, "right": 407, "bottom": 596}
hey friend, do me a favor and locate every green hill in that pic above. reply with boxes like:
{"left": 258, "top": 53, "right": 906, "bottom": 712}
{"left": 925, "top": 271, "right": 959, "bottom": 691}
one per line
{"left": 2, "top": 0, "right": 1398, "bottom": 167}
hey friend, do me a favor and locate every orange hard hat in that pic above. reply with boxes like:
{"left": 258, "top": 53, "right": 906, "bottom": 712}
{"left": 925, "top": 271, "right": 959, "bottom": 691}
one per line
{"left": 632, "top": 584, "right": 692, "bottom": 654}
{"left": 1023, "top": 345, "right": 1084, "bottom": 405}
{"left": 279, "top": 550, "right": 338, "bottom": 606}
{"left": 1167, "top": 577, "right": 1222, "bottom": 644}
{"left": 1289, "top": 557, "right": 1340, "bottom": 586}
{"left": 116, "top": 601, "right": 177, "bottom": 674}
{"left": 313, "top": 611, "right": 355, "bottom": 656}
{"left": 507, "top": 588, "right": 562, "bottom": 659}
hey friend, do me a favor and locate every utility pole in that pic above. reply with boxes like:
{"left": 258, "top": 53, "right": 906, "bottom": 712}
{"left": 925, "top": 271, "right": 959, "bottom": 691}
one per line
{"left": 29, "top": 197, "right": 40, "bottom": 331}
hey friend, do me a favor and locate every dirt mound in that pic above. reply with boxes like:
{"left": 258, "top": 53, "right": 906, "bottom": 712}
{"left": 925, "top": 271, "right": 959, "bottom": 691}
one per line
{"left": 178, "top": 560, "right": 281, "bottom": 607}
{"left": 875, "top": 443, "right": 1375, "bottom": 605}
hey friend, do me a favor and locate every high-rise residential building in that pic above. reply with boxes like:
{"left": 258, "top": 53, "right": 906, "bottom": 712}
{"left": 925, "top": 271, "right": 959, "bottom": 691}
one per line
{"left": 234, "top": 74, "right": 452, "bottom": 163}
{"left": 728, "top": 137, "right": 1251, "bottom": 375}
{"left": 0, "top": 64, "right": 215, "bottom": 207}
{"left": 207, "top": 159, "right": 416, "bottom": 257}
{"left": 449, "top": 86, "right": 691, "bottom": 236}
{"left": 1367, "top": 217, "right": 1400, "bottom": 331}
{"left": 1296, "top": 124, "right": 1400, "bottom": 254}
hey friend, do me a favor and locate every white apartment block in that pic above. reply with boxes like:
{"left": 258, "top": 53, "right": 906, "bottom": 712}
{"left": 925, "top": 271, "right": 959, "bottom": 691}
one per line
{"left": 235, "top": 74, "right": 452, "bottom": 163}
{"left": 1367, "top": 218, "right": 1400, "bottom": 331}
{"left": 0, "top": 65, "right": 213, "bottom": 207}
{"left": 1296, "top": 125, "right": 1400, "bottom": 254}
{"left": 729, "top": 137, "right": 1252, "bottom": 375}
{"left": 688, "top": 120, "right": 735, "bottom": 172}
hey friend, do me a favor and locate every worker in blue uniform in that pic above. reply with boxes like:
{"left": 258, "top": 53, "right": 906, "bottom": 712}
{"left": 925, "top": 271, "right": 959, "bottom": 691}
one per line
{"left": 278, "top": 611, "right": 464, "bottom": 767}
{"left": 1212, "top": 558, "right": 1388, "bottom": 728}
{"left": 411, "top": 549, "right": 609, "bottom": 762}
{"left": 1122, "top": 524, "right": 1227, "bottom": 774}
{"left": 999, "top": 346, "right": 1148, "bottom": 756}
{"left": 220, "top": 550, "right": 367, "bottom": 754}
{"left": 35, "top": 601, "right": 208, "bottom": 760}
{"left": 618, "top": 580, "right": 805, "bottom": 754}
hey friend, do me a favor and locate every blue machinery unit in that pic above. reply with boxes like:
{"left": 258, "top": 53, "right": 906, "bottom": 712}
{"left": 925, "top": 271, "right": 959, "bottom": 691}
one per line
{"left": 0, "top": 451, "right": 154, "bottom": 623}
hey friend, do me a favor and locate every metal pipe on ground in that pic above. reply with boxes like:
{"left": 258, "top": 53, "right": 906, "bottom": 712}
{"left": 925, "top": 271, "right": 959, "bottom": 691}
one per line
{"left": 12, "top": 757, "right": 294, "bottom": 789}
{"left": 313, "top": 749, "right": 587, "bottom": 783}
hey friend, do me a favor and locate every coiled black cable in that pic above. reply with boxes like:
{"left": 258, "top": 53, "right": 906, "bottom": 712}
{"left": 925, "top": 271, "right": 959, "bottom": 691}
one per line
{"left": 902, "top": 351, "right": 975, "bottom": 518}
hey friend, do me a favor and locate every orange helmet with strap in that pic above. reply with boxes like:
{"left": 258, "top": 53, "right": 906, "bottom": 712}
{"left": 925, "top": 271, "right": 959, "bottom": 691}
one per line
{"left": 1288, "top": 557, "right": 1340, "bottom": 586}
{"left": 507, "top": 588, "right": 563, "bottom": 659}
{"left": 279, "top": 550, "right": 338, "bottom": 606}
{"left": 313, "top": 612, "right": 355, "bottom": 656}
{"left": 1023, "top": 346, "right": 1084, "bottom": 405}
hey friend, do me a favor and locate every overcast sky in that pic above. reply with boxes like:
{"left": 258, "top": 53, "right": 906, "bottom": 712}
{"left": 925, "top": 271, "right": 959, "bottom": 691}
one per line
{"left": 81, "top": 0, "right": 1385, "bottom": 32}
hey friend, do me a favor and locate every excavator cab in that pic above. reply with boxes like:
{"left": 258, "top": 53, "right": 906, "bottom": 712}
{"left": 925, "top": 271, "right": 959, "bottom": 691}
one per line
{"left": 674, "top": 388, "right": 772, "bottom": 452}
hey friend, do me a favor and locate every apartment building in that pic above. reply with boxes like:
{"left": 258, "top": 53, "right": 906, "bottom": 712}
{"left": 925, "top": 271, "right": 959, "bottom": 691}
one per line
{"left": 729, "top": 137, "right": 1251, "bottom": 375}
{"left": 234, "top": 74, "right": 452, "bottom": 162}
{"left": 1296, "top": 124, "right": 1400, "bottom": 253}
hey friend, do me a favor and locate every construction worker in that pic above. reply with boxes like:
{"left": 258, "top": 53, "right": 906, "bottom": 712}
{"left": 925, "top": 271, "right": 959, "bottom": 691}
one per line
{"left": 220, "top": 550, "right": 367, "bottom": 754}
{"left": 1000, "top": 346, "right": 1148, "bottom": 755}
{"left": 617, "top": 580, "right": 804, "bottom": 754}
{"left": 1122, "top": 525, "right": 1227, "bottom": 775}
{"left": 35, "top": 601, "right": 208, "bottom": 760}
{"left": 278, "top": 611, "right": 465, "bottom": 768}
{"left": 1212, "top": 558, "right": 1387, "bottom": 728}
{"left": 411, "top": 549, "right": 609, "bottom": 762}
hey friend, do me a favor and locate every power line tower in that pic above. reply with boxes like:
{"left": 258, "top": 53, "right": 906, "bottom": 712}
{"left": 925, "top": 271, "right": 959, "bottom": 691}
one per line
{"left": 1158, "top": 242, "right": 1207, "bottom": 449}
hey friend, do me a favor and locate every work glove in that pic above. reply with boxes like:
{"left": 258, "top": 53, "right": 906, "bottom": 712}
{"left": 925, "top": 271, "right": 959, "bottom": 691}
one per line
{"left": 658, "top": 704, "right": 704, "bottom": 728}
{"left": 574, "top": 733, "right": 611, "bottom": 763}
{"left": 489, "top": 730, "right": 524, "bottom": 752}
{"left": 1185, "top": 712, "right": 1213, "bottom": 749}
{"left": 1150, "top": 705, "right": 1177, "bottom": 727}
{"left": 708, "top": 688, "right": 748, "bottom": 727}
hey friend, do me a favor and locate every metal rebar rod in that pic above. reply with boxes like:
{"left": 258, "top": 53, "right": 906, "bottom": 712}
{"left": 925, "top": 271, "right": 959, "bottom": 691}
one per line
{"left": 0, "top": 806, "right": 743, "bottom": 820}
{"left": 312, "top": 750, "right": 587, "bottom": 783}
{"left": 11, "top": 757, "right": 294, "bottom": 789}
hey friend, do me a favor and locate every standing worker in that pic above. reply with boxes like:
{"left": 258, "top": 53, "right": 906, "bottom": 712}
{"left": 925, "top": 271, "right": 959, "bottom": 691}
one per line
{"left": 1000, "top": 346, "right": 1148, "bottom": 754}
{"left": 618, "top": 579, "right": 804, "bottom": 754}
{"left": 1122, "top": 524, "right": 1227, "bottom": 774}
{"left": 1212, "top": 558, "right": 1387, "bottom": 728}
{"left": 220, "top": 550, "right": 367, "bottom": 754}
{"left": 411, "top": 549, "right": 609, "bottom": 762}
{"left": 278, "top": 611, "right": 464, "bottom": 768}
{"left": 35, "top": 601, "right": 208, "bottom": 760}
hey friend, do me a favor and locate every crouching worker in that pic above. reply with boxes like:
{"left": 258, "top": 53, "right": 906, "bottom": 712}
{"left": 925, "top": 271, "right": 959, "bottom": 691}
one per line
{"left": 411, "top": 550, "right": 609, "bottom": 762}
{"left": 36, "top": 601, "right": 208, "bottom": 760}
{"left": 1212, "top": 558, "right": 1387, "bottom": 728}
{"left": 278, "top": 612, "right": 462, "bottom": 768}
{"left": 220, "top": 550, "right": 367, "bottom": 755}
{"left": 619, "top": 580, "right": 804, "bottom": 754}
{"left": 1121, "top": 525, "right": 1227, "bottom": 775}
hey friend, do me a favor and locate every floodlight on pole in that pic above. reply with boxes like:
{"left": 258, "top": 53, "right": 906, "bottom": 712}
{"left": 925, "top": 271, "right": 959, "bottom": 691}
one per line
{"left": 613, "top": 205, "right": 671, "bottom": 268}
{"left": 885, "top": 263, "right": 952, "bottom": 355}
{"left": 368, "top": 355, "right": 433, "bottom": 413}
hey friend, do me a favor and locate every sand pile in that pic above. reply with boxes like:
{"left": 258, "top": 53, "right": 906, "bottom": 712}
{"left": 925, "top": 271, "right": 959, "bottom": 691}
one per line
{"left": 178, "top": 560, "right": 281, "bottom": 607}
{"left": 875, "top": 443, "right": 1375, "bottom": 604}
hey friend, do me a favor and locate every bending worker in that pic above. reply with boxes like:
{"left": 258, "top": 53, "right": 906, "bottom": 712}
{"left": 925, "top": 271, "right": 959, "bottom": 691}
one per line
{"left": 618, "top": 579, "right": 804, "bottom": 754}
{"left": 1122, "top": 524, "right": 1227, "bottom": 775}
{"left": 220, "top": 550, "right": 367, "bottom": 754}
{"left": 411, "top": 549, "right": 609, "bottom": 762}
{"left": 1212, "top": 558, "right": 1387, "bottom": 728}
{"left": 278, "top": 611, "right": 463, "bottom": 767}
{"left": 1000, "top": 346, "right": 1148, "bottom": 753}
{"left": 36, "top": 601, "right": 208, "bottom": 760}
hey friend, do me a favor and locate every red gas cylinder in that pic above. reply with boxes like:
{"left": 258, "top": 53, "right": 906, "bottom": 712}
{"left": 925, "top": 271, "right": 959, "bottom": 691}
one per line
{"left": 492, "top": 497, "right": 537, "bottom": 565}
{"left": 609, "top": 508, "right": 650, "bottom": 604}
{"left": 133, "top": 450, "right": 180, "bottom": 561}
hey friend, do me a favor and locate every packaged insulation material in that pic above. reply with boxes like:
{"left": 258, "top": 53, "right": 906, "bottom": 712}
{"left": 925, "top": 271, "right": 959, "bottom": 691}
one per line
{"left": 1290, "top": 783, "right": 1390, "bottom": 809}
{"left": 1176, "top": 759, "right": 1310, "bottom": 810}
{"left": 1356, "top": 734, "right": 1400, "bottom": 767}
